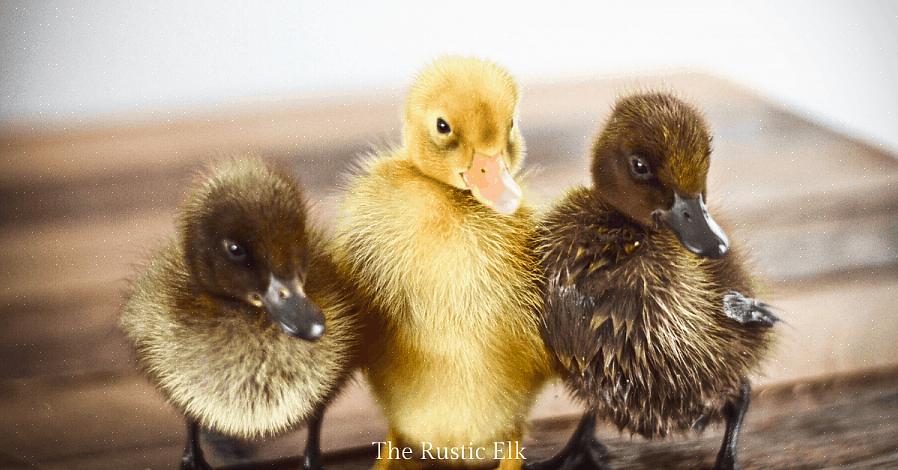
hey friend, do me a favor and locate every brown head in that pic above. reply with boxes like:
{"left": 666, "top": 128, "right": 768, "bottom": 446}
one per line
{"left": 403, "top": 56, "right": 525, "bottom": 215}
{"left": 591, "top": 93, "right": 729, "bottom": 258}
{"left": 179, "top": 158, "right": 326, "bottom": 340}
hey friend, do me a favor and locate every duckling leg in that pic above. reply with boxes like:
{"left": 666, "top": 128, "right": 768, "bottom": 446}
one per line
{"left": 713, "top": 382, "right": 751, "bottom": 470}
{"left": 496, "top": 452, "right": 524, "bottom": 470}
{"left": 302, "top": 407, "right": 325, "bottom": 470}
{"left": 180, "top": 419, "right": 213, "bottom": 470}
{"left": 523, "top": 410, "right": 609, "bottom": 470}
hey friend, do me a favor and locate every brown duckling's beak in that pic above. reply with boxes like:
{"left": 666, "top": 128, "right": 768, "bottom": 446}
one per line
{"left": 261, "top": 274, "right": 326, "bottom": 341}
{"left": 461, "top": 151, "right": 522, "bottom": 215}
{"left": 654, "top": 192, "right": 729, "bottom": 259}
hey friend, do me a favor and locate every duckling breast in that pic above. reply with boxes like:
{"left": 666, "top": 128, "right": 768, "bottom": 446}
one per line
{"left": 579, "top": 236, "right": 772, "bottom": 436}
{"left": 334, "top": 154, "right": 552, "bottom": 448}
{"left": 121, "top": 242, "right": 355, "bottom": 439}
{"left": 540, "top": 190, "right": 773, "bottom": 438}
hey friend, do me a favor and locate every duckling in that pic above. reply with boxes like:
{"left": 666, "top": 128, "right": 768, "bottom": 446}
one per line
{"left": 532, "top": 93, "right": 778, "bottom": 470}
{"left": 120, "top": 158, "right": 359, "bottom": 470}
{"left": 333, "top": 56, "right": 552, "bottom": 469}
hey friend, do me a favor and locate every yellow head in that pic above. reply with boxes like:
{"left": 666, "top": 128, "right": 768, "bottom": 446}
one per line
{"left": 403, "top": 56, "right": 525, "bottom": 214}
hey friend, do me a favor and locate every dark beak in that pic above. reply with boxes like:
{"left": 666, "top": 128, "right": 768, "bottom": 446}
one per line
{"left": 655, "top": 192, "right": 729, "bottom": 259}
{"left": 262, "top": 275, "right": 326, "bottom": 341}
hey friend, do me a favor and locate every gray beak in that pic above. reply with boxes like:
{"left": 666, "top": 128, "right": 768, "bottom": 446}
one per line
{"left": 655, "top": 193, "right": 729, "bottom": 259}
{"left": 262, "top": 274, "right": 326, "bottom": 341}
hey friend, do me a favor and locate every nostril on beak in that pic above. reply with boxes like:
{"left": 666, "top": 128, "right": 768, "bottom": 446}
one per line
{"left": 249, "top": 293, "right": 264, "bottom": 308}
{"left": 277, "top": 288, "right": 290, "bottom": 300}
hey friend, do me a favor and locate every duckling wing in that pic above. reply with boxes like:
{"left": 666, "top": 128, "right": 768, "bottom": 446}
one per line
{"left": 542, "top": 271, "right": 647, "bottom": 382}
{"left": 542, "top": 278, "right": 610, "bottom": 377}
{"left": 538, "top": 187, "right": 645, "bottom": 379}
{"left": 722, "top": 291, "right": 780, "bottom": 327}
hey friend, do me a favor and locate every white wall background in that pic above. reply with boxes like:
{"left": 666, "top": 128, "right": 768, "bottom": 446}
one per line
{"left": 2, "top": 1, "right": 897, "bottom": 152}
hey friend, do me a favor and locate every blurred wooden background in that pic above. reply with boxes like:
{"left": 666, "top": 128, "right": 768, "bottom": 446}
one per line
{"left": 1, "top": 73, "right": 896, "bottom": 469}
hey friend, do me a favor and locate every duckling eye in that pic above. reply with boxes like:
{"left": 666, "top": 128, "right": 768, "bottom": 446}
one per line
{"left": 629, "top": 155, "right": 654, "bottom": 180}
{"left": 436, "top": 117, "right": 451, "bottom": 134}
{"left": 223, "top": 239, "right": 247, "bottom": 262}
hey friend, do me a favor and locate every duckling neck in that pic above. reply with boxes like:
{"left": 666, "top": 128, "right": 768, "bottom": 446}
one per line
{"left": 401, "top": 152, "right": 464, "bottom": 194}
{"left": 540, "top": 187, "right": 649, "bottom": 283}
{"left": 573, "top": 187, "right": 647, "bottom": 248}
{"left": 174, "top": 273, "right": 261, "bottom": 322}
{"left": 337, "top": 154, "right": 542, "bottom": 324}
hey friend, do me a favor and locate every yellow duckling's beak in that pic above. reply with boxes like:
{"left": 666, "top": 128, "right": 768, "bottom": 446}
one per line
{"left": 460, "top": 151, "right": 522, "bottom": 215}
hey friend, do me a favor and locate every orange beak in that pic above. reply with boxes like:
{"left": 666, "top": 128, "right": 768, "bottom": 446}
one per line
{"left": 461, "top": 152, "right": 522, "bottom": 215}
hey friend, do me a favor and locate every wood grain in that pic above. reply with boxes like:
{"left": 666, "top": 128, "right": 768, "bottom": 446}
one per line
{"left": 223, "top": 365, "right": 898, "bottom": 470}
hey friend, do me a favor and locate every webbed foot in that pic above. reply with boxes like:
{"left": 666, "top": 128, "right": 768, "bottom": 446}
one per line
{"left": 525, "top": 411, "right": 610, "bottom": 470}
{"left": 712, "top": 459, "right": 739, "bottom": 470}
{"left": 723, "top": 292, "right": 780, "bottom": 327}
{"left": 181, "top": 419, "right": 214, "bottom": 470}
{"left": 180, "top": 452, "right": 213, "bottom": 470}
{"left": 302, "top": 453, "right": 324, "bottom": 470}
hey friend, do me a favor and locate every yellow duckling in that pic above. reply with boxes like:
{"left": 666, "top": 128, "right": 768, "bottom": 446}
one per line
{"left": 333, "top": 57, "right": 552, "bottom": 469}
{"left": 121, "top": 158, "right": 359, "bottom": 469}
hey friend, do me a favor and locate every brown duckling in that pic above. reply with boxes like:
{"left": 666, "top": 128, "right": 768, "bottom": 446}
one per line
{"left": 333, "top": 56, "right": 552, "bottom": 469}
{"left": 120, "top": 158, "right": 359, "bottom": 470}
{"left": 532, "top": 93, "right": 778, "bottom": 470}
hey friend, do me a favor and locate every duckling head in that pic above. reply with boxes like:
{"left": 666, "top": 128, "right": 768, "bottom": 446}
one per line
{"left": 591, "top": 92, "right": 729, "bottom": 258}
{"left": 179, "top": 159, "right": 326, "bottom": 341}
{"left": 403, "top": 56, "right": 524, "bottom": 215}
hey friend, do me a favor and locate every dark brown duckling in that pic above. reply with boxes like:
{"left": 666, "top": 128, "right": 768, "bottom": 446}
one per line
{"left": 120, "top": 158, "right": 359, "bottom": 470}
{"left": 530, "top": 93, "right": 778, "bottom": 470}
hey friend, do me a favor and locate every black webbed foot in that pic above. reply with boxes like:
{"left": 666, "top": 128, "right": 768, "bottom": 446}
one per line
{"left": 180, "top": 444, "right": 214, "bottom": 470}
{"left": 180, "top": 456, "right": 213, "bottom": 470}
{"left": 302, "top": 453, "right": 323, "bottom": 470}
{"left": 722, "top": 292, "right": 780, "bottom": 327}
{"left": 181, "top": 419, "right": 214, "bottom": 470}
{"left": 712, "top": 459, "right": 739, "bottom": 470}
{"left": 525, "top": 411, "right": 610, "bottom": 470}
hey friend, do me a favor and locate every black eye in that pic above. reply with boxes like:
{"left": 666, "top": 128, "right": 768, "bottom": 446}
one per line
{"left": 629, "top": 155, "right": 653, "bottom": 180}
{"left": 223, "top": 239, "right": 247, "bottom": 262}
{"left": 436, "top": 117, "right": 451, "bottom": 134}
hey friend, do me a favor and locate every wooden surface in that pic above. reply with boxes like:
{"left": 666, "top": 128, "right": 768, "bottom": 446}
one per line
{"left": 224, "top": 365, "right": 898, "bottom": 470}
{"left": 1, "top": 72, "right": 897, "bottom": 469}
